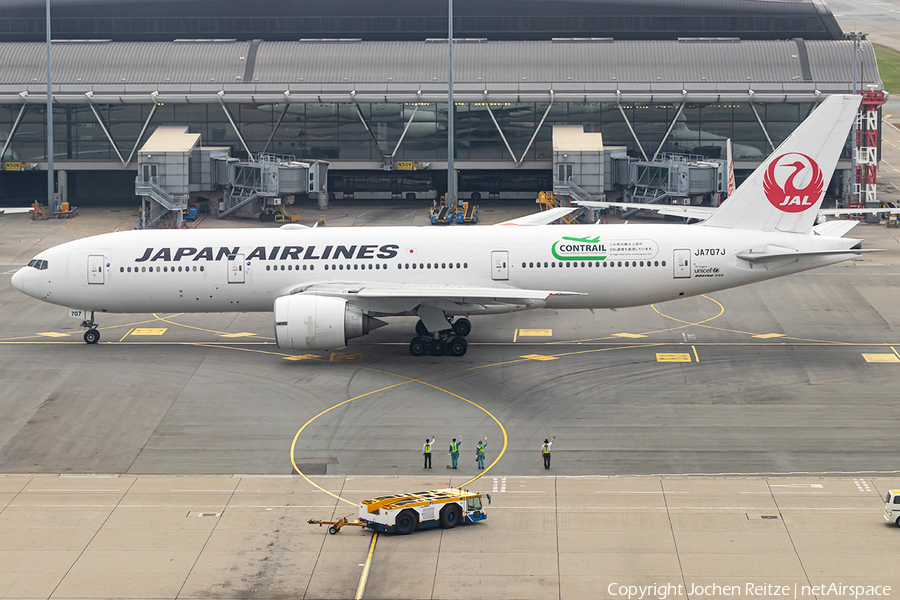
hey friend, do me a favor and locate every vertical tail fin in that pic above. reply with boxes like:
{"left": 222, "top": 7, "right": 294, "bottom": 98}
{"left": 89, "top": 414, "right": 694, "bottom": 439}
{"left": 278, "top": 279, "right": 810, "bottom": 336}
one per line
{"left": 702, "top": 94, "right": 862, "bottom": 233}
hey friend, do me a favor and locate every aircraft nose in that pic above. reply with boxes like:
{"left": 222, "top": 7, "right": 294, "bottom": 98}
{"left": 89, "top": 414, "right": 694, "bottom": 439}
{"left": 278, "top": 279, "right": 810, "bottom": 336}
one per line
{"left": 11, "top": 267, "right": 26, "bottom": 293}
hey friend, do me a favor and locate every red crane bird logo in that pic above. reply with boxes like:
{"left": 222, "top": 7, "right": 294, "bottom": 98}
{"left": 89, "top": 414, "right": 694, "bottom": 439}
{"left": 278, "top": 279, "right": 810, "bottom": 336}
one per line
{"left": 763, "top": 152, "right": 824, "bottom": 213}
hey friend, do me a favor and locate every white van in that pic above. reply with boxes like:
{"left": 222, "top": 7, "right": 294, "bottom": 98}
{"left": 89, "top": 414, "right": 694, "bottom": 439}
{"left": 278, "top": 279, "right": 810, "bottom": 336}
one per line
{"left": 884, "top": 490, "right": 900, "bottom": 526}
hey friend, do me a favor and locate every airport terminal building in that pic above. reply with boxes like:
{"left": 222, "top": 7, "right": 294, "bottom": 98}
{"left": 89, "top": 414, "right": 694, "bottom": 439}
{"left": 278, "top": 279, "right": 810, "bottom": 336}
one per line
{"left": 0, "top": 0, "right": 883, "bottom": 206}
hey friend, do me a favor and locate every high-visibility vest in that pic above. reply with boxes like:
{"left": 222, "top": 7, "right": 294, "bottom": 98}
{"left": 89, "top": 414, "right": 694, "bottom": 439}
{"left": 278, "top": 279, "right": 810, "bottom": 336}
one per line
{"left": 450, "top": 442, "right": 459, "bottom": 452}
{"left": 542, "top": 443, "right": 550, "bottom": 454}
{"left": 477, "top": 444, "right": 486, "bottom": 454}
{"left": 424, "top": 442, "right": 431, "bottom": 453}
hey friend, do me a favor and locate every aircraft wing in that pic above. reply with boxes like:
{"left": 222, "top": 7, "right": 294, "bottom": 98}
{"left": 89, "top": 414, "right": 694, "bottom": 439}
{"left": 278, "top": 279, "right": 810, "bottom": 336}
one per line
{"left": 290, "top": 281, "right": 585, "bottom": 301}
{"left": 495, "top": 206, "right": 577, "bottom": 226}
{"left": 574, "top": 201, "right": 716, "bottom": 221}
{"left": 812, "top": 220, "right": 858, "bottom": 237}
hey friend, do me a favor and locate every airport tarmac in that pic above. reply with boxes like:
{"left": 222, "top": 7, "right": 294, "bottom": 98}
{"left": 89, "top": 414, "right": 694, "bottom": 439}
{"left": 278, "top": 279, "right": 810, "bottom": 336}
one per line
{"left": 0, "top": 473, "right": 898, "bottom": 600}
{"left": 2, "top": 199, "right": 900, "bottom": 598}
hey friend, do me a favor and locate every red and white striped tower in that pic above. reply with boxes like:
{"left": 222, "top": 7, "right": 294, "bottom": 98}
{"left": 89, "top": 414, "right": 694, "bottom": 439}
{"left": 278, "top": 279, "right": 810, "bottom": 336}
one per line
{"left": 849, "top": 90, "right": 886, "bottom": 219}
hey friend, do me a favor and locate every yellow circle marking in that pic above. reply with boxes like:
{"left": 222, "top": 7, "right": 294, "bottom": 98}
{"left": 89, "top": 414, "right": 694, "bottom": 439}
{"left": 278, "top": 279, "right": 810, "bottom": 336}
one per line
{"left": 290, "top": 375, "right": 509, "bottom": 504}
{"left": 291, "top": 380, "right": 415, "bottom": 506}
{"left": 553, "top": 294, "right": 725, "bottom": 344}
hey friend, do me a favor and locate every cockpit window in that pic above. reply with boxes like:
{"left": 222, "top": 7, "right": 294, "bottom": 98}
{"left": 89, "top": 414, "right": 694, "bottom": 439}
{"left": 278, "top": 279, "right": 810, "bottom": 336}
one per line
{"left": 27, "top": 259, "right": 48, "bottom": 270}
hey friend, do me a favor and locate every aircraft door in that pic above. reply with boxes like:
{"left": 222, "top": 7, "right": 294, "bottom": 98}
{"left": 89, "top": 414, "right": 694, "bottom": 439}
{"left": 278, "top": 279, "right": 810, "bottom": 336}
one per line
{"left": 673, "top": 249, "right": 691, "bottom": 279}
{"left": 491, "top": 250, "right": 509, "bottom": 281}
{"left": 227, "top": 254, "right": 245, "bottom": 283}
{"left": 88, "top": 255, "right": 105, "bottom": 285}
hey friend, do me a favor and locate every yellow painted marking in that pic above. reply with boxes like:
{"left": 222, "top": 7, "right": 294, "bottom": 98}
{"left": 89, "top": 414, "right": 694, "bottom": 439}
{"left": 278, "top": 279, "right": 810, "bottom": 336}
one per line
{"left": 130, "top": 328, "right": 167, "bottom": 336}
{"left": 753, "top": 333, "right": 787, "bottom": 339}
{"left": 657, "top": 353, "right": 692, "bottom": 363}
{"left": 356, "top": 532, "right": 378, "bottom": 600}
{"left": 892, "top": 347, "right": 900, "bottom": 360}
{"left": 153, "top": 313, "right": 274, "bottom": 340}
{"left": 219, "top": 332, "right": 257, "bottom": 338}
{"left": 692, "top": 345, "right": 700, "bottom": 363}
{"left": 292, "top": 381, "right": 415, "bottom": 506}
{"left": 291, "top": 375, "right": 509, "bottom": 502}
{"left": 613, "top": 332, "right": 648, "bottom": 338}
{"left": 118, "top": 328, "right": 134, "bottom": 342}
{"left": 862, "top": 353, "right": 900, "bottom": 363}
{"left": 283, "top": 354, "right": 321, "bottom": 361}
{"left": 520, "top": 354, "right": 559, "bottom": 361}
{"left": 517, "top": 328, "right": 552, "bottom": 337}
{"left": 329, "top": 352, "right": 364, "bottom": 362}
{"left": 37, "top": 332, "right": 69, "bottom": 338}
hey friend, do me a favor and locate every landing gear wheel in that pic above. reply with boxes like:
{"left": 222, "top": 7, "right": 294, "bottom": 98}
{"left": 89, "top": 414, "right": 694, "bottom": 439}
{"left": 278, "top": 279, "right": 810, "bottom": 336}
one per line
{"left": 396, "top": 509, "right": 418, "bottom": 535}
{"left": 428, "top": 338, "right": 447, "bottom": 356}
{"left": 439, "top": 504, "right": 461, "bottom": 529}
{"left": 84, "top": 329, "right": 100, "bottom": 344}
{"left": 448, "top": 337, "right": 468, "bottom": 357}
{"left": 452, "top": 318, "right": 472, "bottom": 337}
{"left": 415, "top": 320, "right": 429, "bottom": 336}
{"left": 328, "top": 525, "right": 338, "bottom": 535}
{"left": 409, "top": 337, "right": 428, "bottom": 357}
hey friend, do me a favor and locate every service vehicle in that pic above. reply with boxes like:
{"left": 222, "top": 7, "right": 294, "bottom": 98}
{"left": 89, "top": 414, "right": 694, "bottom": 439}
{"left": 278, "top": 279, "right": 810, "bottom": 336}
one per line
{"left": 358, "top": 488, "right": 489, "bottom": 534}
{"left": 884, "top": 489, "right": 900, "bottom": 526}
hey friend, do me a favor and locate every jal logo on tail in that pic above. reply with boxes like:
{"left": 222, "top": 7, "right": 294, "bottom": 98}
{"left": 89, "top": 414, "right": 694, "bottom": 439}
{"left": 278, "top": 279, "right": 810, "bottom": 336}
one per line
{"left": 763, "top": 152, "right": 824, "bottom": 213}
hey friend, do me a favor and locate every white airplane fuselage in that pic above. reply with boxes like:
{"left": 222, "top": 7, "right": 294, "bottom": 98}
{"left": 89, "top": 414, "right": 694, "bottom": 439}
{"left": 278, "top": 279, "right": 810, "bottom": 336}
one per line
{"left": 13, "top": 223, "right": 856, "bottom": 316}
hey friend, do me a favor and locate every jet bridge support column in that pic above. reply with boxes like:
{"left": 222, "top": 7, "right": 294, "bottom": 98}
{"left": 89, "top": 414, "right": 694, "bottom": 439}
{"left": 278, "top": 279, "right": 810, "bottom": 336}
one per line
{"left": 0, "top": 103, "right": 27, "bottom": 160}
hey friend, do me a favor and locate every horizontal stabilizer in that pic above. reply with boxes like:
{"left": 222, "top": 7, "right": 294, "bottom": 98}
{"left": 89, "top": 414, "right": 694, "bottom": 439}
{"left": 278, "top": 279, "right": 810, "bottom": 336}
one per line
{"left": 818, "top": 207, "right": 900, "bottom": 215}
{"left": 736, "top": 248, "right": 879, "bottom": 263}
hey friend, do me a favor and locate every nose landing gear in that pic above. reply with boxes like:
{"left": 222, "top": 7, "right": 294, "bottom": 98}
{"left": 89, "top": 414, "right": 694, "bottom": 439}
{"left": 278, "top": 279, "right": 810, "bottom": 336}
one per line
{"left": 81, "top": 311, "right": 100, "bottom": 344}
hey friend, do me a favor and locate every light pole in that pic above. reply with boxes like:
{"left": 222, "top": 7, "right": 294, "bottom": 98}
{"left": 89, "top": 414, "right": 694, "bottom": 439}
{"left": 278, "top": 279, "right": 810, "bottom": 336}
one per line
{"left": 848, "top": 31, "right": 865, "bottom": 210}
{"left": 46, "top": 0, "right": 55, "bottom": 212}
{"left": 447, "top": 0, "right": 456, "bottom": 209}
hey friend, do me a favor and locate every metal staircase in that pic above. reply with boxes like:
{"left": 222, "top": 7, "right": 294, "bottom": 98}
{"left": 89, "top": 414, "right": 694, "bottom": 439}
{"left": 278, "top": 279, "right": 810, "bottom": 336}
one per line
{"left": 219, "top": 188, "right": 265, "bottom": 219}
{"left": 134, "top": 177, "right": 188, "bottom": 212}
{"left": 536, "top": 191, "right": 581, "bottom": 224}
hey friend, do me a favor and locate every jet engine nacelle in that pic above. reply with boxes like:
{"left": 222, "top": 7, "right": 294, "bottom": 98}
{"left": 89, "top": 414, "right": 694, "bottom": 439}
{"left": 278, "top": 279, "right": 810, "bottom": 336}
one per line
{"left": 274, "top": 294, "right": 386, "bottom": 350}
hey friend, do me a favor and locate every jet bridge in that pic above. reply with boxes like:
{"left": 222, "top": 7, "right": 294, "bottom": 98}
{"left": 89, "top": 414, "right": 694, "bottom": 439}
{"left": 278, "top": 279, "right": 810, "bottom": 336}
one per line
{"left": 622, "top": 153, "right": 727, "bottom": 217}
{"left": 216, "top": 154, "right": 329, "bottom": 220}
{"left": 136, "top": 125, "right": 329, "bottom": 227}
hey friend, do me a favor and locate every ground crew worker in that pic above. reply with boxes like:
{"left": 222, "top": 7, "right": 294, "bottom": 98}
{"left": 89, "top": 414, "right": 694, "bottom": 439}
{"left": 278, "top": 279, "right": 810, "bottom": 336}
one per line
{"left": 475, "top": 437, "right": 488, "bottom": 470}
{"left": 542, "top": 436, "right": 556, "bottom": 470}
{"left": 448, "top": 436, "right": 462, "bottom": 469}
{"left": 423, "top": 435, "right": 435, "bottom": 469}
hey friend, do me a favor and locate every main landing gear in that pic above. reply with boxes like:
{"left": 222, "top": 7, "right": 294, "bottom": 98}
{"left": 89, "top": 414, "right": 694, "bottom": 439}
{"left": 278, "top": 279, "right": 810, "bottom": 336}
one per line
{"left": 409, "top": 317, "right": 471, "bottom": 357}
{"left": 81, "top": 311, "right": 100, "bottom": 344}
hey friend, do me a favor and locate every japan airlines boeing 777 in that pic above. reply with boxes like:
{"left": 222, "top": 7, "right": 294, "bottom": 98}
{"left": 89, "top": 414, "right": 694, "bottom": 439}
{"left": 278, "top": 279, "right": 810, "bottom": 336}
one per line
{"left": 11, "top": 95, "right": 874, "bottom": 356}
